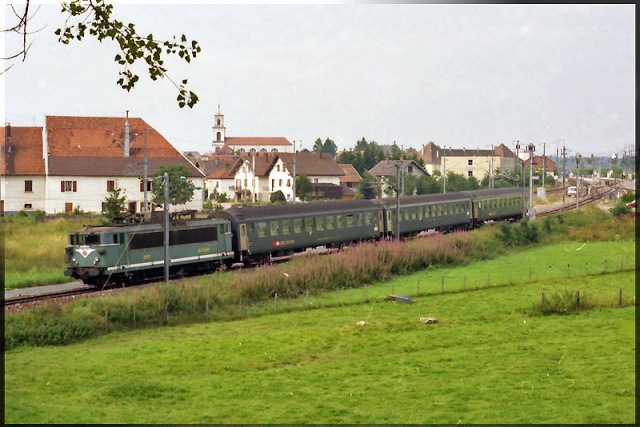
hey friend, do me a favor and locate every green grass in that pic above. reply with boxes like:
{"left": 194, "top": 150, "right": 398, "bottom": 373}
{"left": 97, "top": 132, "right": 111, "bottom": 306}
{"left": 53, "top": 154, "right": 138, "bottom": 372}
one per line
{"left": 3, "top": 215, "right": 93, "bottom": 289}
{"left": 4, "top": 239, "right": 636, "bottom": 424}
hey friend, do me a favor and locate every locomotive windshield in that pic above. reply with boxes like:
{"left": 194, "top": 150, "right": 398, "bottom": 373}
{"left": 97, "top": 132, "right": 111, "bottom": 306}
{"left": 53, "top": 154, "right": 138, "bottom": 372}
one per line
{"left": 68, "top": 233, "right": 101, "bottom": 246}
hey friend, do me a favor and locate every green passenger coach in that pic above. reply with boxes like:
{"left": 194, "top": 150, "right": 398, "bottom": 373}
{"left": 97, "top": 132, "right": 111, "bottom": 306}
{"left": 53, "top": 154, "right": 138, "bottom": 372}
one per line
{"left": 210, "top": 200, "right": 384, "bottom": 265}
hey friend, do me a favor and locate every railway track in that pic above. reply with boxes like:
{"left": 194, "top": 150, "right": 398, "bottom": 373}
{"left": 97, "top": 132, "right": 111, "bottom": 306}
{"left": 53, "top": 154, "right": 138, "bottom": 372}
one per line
{"left": 536, "top": 185, "right": 612, "bottom": 218}
{"left": 3, "top": 287, "right": 100, "bottom": 308}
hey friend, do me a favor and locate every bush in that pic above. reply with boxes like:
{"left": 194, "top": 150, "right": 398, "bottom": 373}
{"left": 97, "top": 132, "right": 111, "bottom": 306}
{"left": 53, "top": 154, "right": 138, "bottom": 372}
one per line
{"left": 611, "top": 203, "right": 631, "bottom": 216}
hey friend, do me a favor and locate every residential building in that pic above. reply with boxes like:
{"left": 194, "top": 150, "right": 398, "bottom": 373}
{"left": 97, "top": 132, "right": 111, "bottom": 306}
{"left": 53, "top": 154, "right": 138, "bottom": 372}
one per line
{"left": 278, "top": 152, "right": 346, "bottom": 200}
{"left": 1, "top": 116, "right": 204, "bottom": 216}
{"left": 338, "top": 163, "right": 362, "bottom": 200}
{"left": 368, "top": 159, "right": 429, "bottom": 198}
{"left": 420, "top": 142, "right": 517, "bottom": 180}
{"left": 200, "top": 155, "right": 255, "bottom": 202}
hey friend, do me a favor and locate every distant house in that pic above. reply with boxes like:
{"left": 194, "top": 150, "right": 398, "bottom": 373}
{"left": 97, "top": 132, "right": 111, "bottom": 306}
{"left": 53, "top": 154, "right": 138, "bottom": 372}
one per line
{"left": 338, "top": 163, "right": 362, "bottom": 200}
{"left": 524, "top": 155, "right": 557, "bottom": 175}
{"left": 368, "top": 159, "right": 429, "bottom": 198}
{"left": 420, "top": 141, "right": 517, "bottom": 180}
{"left": 200, "top": 155, "right": 254, "bottom": 202}
{"left": 278, "top": 152, "right": 346, "bottom": 200}
{"left": 1, "top": 116, "right": 204, "bottom": 216}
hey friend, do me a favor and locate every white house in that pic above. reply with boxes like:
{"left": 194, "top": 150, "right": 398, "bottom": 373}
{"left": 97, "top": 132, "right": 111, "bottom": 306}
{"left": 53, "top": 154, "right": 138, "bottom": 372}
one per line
{"left": 1, "top": 116, "right": 204, "bottom": 216}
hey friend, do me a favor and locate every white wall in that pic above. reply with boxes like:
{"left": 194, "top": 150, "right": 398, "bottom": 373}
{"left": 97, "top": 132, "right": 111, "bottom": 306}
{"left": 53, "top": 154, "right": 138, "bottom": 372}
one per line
{"left": 44, "top": 176, "right": 204, "bottom": 214}
{"left": 2, "top": 176, "right": 47, "bottom": 214}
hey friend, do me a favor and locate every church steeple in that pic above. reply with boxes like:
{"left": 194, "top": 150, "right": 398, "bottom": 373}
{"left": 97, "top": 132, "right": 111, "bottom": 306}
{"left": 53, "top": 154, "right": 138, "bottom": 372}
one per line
{"left": 212, "top": 104, "right": 226, "bottom": 150}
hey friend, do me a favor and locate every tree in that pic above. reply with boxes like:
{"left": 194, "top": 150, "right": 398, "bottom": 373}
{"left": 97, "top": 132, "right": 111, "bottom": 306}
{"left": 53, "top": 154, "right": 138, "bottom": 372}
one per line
{"left": 269, "top": 190, "right": 286, "bottom": 204}
{"left": 4, "top": 0, "right": 201, "bottom": 108}
{"left": 151, "top": 165, "right": 196, "bottom": 208}
{"left": 312, "top": 138, "right": 324, "bottom": 154}
{"left": 322, "top": 138, "right": 338, "bottom": 157}
{"left": 295, "top": 175, "right": 313, "bottom": 202}
{"left": 102, "top": 185, "right": 126, "bottom": 220}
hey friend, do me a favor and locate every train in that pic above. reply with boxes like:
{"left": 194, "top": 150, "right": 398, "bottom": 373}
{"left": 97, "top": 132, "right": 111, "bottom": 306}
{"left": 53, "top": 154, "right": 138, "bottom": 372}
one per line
{"left": 64, "top": 187, "right": 524, "bottom": 286}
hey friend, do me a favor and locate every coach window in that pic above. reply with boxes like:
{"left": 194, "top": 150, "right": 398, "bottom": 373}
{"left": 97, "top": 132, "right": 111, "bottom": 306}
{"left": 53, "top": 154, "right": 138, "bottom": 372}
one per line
{"left": 346, "top": 214, "right": 354, "bottom": 227}
{"left": 326, "top": 216, "right": 334, "bottom": 230}
{"left": 257, "top": 222, "right": 268, "bottom": 237}
{"left": 294, "top": 219, "right": 302, "bottom": 233}
{"left": 282, "top": 220, "right": 291, "bottom": 235}
{"left": 270, "top": 221, "right": 279, "bottom": 236}
{"left": 336, "top": 214, "right": 344, "bottom": 228}
{"left": 304, "top": 218, "right": 314, "bottom": 232}
{"left": 316, "top": 217, "right": 324, "bottom": 231}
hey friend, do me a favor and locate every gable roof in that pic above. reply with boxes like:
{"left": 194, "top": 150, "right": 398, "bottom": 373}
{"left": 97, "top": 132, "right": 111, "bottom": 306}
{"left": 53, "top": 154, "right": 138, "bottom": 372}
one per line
{"left": 225, "top": 137, "right": 292, "bottom": 147}
{"left": 277, "top": 152, "right": 345, "bottom": 177}
{"left": 201, "top": 156, "right": 244, "bottom": 179}
{"left": 239, "top": 151, "right": 279, "bottom": 176}
{"left": 45, "top": 115, "right": 183, "bottom": 159}
{"left": 368, "top": 159, "right": 427, "bottom": 178}
{"left": 1, "top": 126, "right": 45, "bottom": 175}
{"left": 338, "top": 163, "right": 362, "bottom": 183}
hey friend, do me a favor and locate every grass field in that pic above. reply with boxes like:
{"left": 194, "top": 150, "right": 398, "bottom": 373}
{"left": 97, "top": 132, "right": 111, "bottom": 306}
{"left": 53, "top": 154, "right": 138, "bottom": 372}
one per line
{"left": 4, "top": 239, "right": 636, "bottom": 424}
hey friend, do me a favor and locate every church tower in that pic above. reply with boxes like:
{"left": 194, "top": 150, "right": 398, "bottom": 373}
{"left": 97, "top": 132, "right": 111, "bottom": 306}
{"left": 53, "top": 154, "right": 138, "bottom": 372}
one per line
{"left": 212, "top": 104, "right": 226, "bottom": 151}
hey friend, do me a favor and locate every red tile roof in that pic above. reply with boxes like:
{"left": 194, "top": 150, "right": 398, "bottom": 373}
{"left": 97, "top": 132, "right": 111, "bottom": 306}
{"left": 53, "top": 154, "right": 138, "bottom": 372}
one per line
{"left": 46, "top": 115, "right": 183, "bottom": 159}
{"left": 338, "top": 163, "right": 362, "bottom": 183}
{"left": 47, "top": 156, "right": 202, "bottom": 177}
{"left": 201, "top": 156, "right": 244, "bottom": 179}
{"left": 225, "top": 137, "right": 292, "bottom": 147}
{"left": 1, "top": 126, "right": 46, "bottom": 175}
{"left": 278, "top": 152, "right": 345, "bottom": 177}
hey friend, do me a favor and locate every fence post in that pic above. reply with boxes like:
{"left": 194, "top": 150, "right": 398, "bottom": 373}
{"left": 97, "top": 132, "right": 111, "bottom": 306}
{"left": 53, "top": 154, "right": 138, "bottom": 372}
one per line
{"left": 529, "top": 267, "right": 532, "bottom": 283}
{"left": 567, "top": 263, "right": 571, "bottom": 278}
{"left": 619, "top": 288, "right": 622, "bottom": 306}
{"left": 620, "top": 258, "right": 624, "bottom": 271}
{"left": 464, "top": 275, "right": 467, "bottom": 291}
{"left": 585, "top": 262, "right": 589, "bottom": 276}
{"left": 509, "top": 271, "right": 512, "bottom": 285}
{"left": 441, "top": 276, "right": 444, "bottom": 294}
{"left": 274, "top": 293, "right": 278, "bottom": 313}
{"left": 105, "top": 311, "right": 109, "bottom": 332}
{"left": 364, "top": 285, "right": 367, "bottom": 302}
{"left": 487, "top": 272, "right": 490, "bottom": 286}
{"left": 306, "top": 290, "right": 310, "bottom": 307}
{"left": 576, "top": 290, "right": 580, "bottom": 308}
{"left": 164, "top": 302, "right": 169, "bottom": 325}
{"left": 417, "top": 280, "right": 420, "bottom": 295}
{"left": 604, "top": 259, "right": 608, "bottom": 273}
{"left": 541, "top": 292, "right": 545, "bottom": 305}
{"left": 132, "top": 306, "right": 136, "bottom": 329}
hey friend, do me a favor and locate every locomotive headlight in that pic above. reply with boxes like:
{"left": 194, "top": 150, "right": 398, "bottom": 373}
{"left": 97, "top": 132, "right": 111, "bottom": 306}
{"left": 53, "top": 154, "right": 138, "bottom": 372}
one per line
{"left": 93, "top": 256, "right": 100, "bottom": 265}
{"left": 71, "top": 257, "right": 78, "bottom": 266}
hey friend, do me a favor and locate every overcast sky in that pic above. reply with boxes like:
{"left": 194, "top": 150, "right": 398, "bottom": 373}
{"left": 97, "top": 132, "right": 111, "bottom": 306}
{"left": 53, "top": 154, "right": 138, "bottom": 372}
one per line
{"left": 2, "top": 2, "right": 635, "bottom": 159}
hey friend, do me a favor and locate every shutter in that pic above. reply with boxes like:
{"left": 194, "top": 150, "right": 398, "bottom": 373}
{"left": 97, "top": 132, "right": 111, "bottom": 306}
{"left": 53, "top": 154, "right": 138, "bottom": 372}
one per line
{"left": 61, "top": 180, "right": 65, "bottom": 192}
{"left": 140, "top": 180, "right": 144, "bottom": 192}
{"left": 73, "top": 181, "right": 77, "bottom": 192}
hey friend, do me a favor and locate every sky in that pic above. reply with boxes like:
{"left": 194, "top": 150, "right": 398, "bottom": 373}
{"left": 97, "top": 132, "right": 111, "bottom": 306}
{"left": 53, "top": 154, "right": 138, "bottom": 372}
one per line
{"left": 2, "top": 2, "right": 636, "bottom": 159}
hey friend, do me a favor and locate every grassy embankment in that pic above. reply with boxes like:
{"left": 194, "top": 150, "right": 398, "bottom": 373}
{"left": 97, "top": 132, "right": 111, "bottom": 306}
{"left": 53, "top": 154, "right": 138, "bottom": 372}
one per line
{"left": 3, "top": 215, "right": 91, "bottom": 289}
{"left": 3, "top": 207, "right": 637, "bottom": 423}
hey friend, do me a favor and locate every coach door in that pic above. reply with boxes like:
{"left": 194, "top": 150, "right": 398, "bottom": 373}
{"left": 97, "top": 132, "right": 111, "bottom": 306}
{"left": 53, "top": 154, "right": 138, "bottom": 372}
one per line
{"left": 239, "top": 223, "right": 249, "bottom": 252}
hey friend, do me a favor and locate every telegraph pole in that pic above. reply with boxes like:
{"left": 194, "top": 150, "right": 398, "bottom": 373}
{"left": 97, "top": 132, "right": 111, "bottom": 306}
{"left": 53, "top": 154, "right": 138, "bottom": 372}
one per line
{"left": 562, "top": 144, "right": 567, "bottom": 205}
{"left": 527, "top": 143, "right": 536, "bottom": 220}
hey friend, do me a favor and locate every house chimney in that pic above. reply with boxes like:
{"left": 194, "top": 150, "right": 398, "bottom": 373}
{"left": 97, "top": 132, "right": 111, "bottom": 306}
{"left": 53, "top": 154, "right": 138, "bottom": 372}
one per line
{"left": 124, "top": 110, "right": 130, "bottom": 157}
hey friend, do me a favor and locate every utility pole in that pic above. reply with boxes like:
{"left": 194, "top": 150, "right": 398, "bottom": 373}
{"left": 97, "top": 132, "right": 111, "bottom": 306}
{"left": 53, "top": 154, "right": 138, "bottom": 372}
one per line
{"left": 292, "top": 140, "right": 297, "bottom": 204}
{"left": 143, "top": 128, "right": 148, "bottom": 214}
{"left": 576, "top": 153, "right": 581, "bottom": 210}
{"left": 527, "top": 143, "right": 536, "bottom": 220}
{"left": 542, "top": 142, "right": 546, "bottom": 188}
{"left": 163, "top": 172, "right": 170, "bottom": 283}
{"left": 562, "top": 144, "right": 567, "bottom": 205}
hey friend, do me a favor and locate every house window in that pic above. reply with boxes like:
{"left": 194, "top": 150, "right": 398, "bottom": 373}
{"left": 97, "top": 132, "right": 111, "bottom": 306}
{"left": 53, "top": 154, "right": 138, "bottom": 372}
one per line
{"left": 279, "top": 179, "right": 283, "bottom": 187}
{"left": 61, "top": 180, "right": 77, "bottom": 192}
{"left": 139, "top": 180, "right": 152, "bottom": 192}
{"left": 408, "top": 165, "right": 413, "bottom": 174}
{"left": 271, "top": 179, "right": 275, "bottom": 191}
{"left": 24, "top": 203, "right": 32, "bottom": 209}
{"left": 287, "top": 179, "right": 291, "bottom": 187}
{"left": 24, "top": 180, "right": 33, "bottom": 192}
{"left": 107, "top": 180, "right": 115, "bottom": 192}
{"left": 468, "top": 171, "right": 473, "bottom": 177}
{"left": 277, "top": 165, "right": 281, "bottom": 172}
{"left": 128, "top": 202, "right": 137, "bottom": 213}
{"left": 468, "top": 160, "right": 473, "bottom": 166}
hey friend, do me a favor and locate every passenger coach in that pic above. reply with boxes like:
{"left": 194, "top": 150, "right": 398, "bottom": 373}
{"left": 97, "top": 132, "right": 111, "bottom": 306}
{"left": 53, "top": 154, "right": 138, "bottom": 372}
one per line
{"left": 210, "top": 200, "right": 384, "bottom": 265}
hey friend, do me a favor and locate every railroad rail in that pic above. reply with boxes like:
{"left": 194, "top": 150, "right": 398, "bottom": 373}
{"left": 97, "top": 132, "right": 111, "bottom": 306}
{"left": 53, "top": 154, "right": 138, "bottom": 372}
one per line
{"left": 536, "top": 185, "right": 612, "bottom": 218}
{"left": 3, "top": 287, "right": 99, "bottom": 308}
